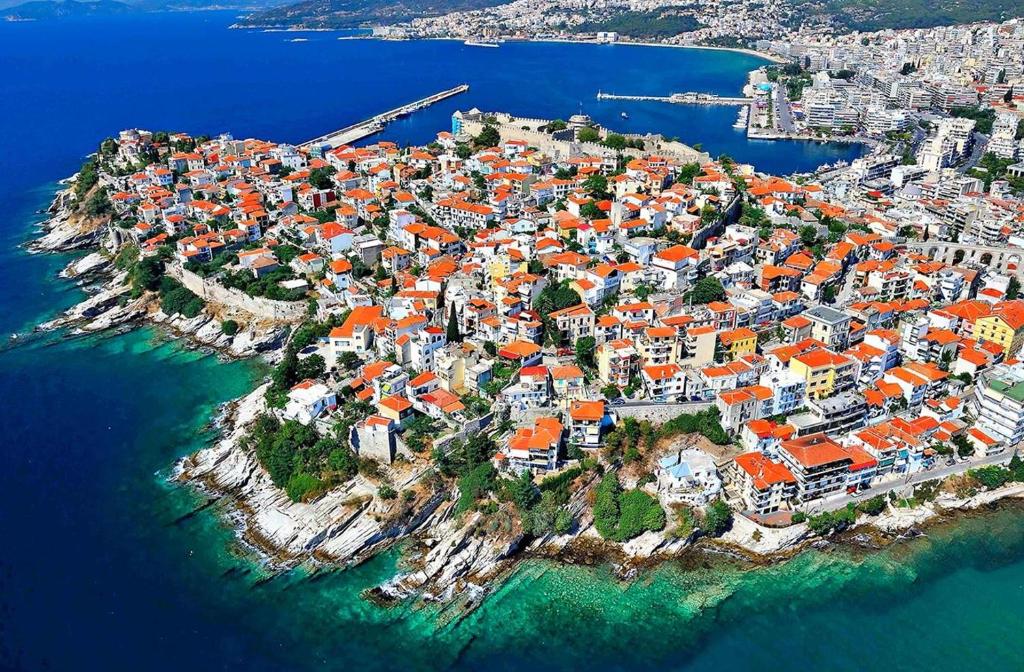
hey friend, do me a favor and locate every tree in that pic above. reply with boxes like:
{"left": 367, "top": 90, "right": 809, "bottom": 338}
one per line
{"left": 309, "top": 166, "right": 336, "bottom": 190}
{"left": 580, "top": 201, "right": 603, "bottom": 220}
{"left": 700, "top": 499, "right": 733, "bottom": 536}
{"left": 446, "top": 305, "right": 462, "bottom": 343}
{"left": 577, "top": 127, "right": 600, "bottom": 143}
{"left": 822, "top": 285, "right": 837, "bottom": 304}
{"left": 799, "top": 225, "right": 818, "bottom": 247}
{"left": 296, "top": 354, "right": 326, "bottom": 381}
{"left": 575, "top": 336, "right": 596, "bottom": 368}
{"left": 221, "top": 319, "right": 239, "bottom": 336}
{"left": 678, "top": 162, "right": 701, "bottom": 185}
{"left": 602, "top": 133, "right": 627, "bottom": 151}
{"left": 474, "top": 125, "right": 500, "bottom": 148}
{"left": 685, "top": 276, "right": 726, "bottom": 305}
{"left": 455, "top": 143, "right": 473, "bottom": 160}
{"left": 583, "top": 174, "right": 609, "bottom": 198}
{"left": 1008, "top": 277, "right": 1021, "bottom": 300}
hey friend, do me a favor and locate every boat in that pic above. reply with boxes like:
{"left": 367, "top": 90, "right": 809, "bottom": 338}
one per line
{"left": 464, "top": 39, "right": 500, "bottom": 48}
{"left": 733, "top": 107, "right": 749, "bottom": 129}
{"left": 620, "top": 112, "right": 629, "bottom": 119}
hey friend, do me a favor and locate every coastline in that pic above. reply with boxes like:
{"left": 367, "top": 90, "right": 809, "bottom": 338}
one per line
{"left": 171, "top": 381, "right": 1024, "bottom": 609}
{"left": 228, "top": 26, "right": 788, "bottom": 64}
{"left": 27, "top": 182, "right": 292, "bottom": 361}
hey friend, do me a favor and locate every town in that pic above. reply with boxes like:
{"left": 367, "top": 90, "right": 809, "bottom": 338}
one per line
{"left": 74, "top": 48, "right": 1024, "bottom": 546}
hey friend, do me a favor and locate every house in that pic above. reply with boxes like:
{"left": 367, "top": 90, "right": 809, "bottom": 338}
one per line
{"left": 282, "top": 380, "right": 337, "bottom": 425}
{"left": 377, "top": 394, "right": 416, "bottom": 427}
{"left": 731, "top": 452, "right": 796, "bottom": 514}
{"left": 655, "top": 449, "right": 723, "bottom": 505}
{"left": 328, "top": 305, "right": 384, "bottom": 360}
{"left": 569, "top": 399, "right": 606, "bottom": 449}
{"left": 777, "top": 433, "right": 877, "bottom": 502}
{"left": 499, "top": 416, "right": 564, "bottom": 473}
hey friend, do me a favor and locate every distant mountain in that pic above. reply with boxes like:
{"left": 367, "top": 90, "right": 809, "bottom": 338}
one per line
{"left": 0, "top": 0, "right": 288, "bottom": 15}
{"left": 236, "top": 0, "right": 512, "bottom": 29}
{"left": 2, "top": 0, "right": 134, "bottom": 19}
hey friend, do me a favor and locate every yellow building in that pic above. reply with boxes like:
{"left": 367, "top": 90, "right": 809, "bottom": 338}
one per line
{"left": 973, "top": 304, "right": 1024, "bottom": 357}
{"left": 718, "top": 327, "right": 757, "bottom": 360}
{"left": 788, "top": 348, "right": 850, "bottom": 399}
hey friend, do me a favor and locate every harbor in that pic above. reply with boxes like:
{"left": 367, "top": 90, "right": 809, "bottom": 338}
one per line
{"left": 301, "top": 83, "right": 470, "bottom": 149}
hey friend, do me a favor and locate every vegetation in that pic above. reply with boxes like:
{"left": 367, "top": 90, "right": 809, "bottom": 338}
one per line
{"left": 789, "top": 0, "right": 1024, "bottom": 33}
{"left": 658, "top": 407, "right": 730, "bottom": 445}
{"left": 593, "top": 472, "right": 666, "bottom": 542}
{"left": 684, "top": 276, "right": 726, "bottom": 305}
{"left": 158, "top": 277, "right": 204, "bottom": 318}
{"left": 242, "top": 414, "right": 357, "bottom": 503}
{"left": 221, "top": 319, "right": 239, "bottom": 336}
{"left": 700, "top": 499, "right": 733, "bottom": 536}
{"left": 577, "top": 127, "right": 601, "bottom": 143}
{"left": 576, "top": 9, "right": 702, "bottom": 38}
{"left": 805, "top": 503, "right": 857, "bottom": 535}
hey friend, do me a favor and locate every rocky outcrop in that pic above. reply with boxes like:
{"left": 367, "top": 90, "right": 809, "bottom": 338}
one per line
{"left": 29, "top": 187, "right": 108, "bottom": 253}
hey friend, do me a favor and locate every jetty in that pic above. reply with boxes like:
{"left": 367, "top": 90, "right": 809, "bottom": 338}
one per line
{"left": 301, "top": 84, "right": 469, "bottom": 149}
{"left": 597, "top": 91, "right": 752, "bottom": 106}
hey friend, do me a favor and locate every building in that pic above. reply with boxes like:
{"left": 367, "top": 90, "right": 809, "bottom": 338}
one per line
{"left": 500, "top": 416, "right": 564, "bottom": 473}
{"left": 569, "top": 399, "right": 606, "bottom": 449}
{"left": 972, "top": 362, "right": 1024, "bottom": 448}
{"left": 777, "top": 433, "right": 877, "bottom": 503}
{"left": 351, "top": 415, "right": 396, "bottom": 463}
{"left": 655, "top": 449, "right": 723, "bottom": 505}
{"left": 731, "top": 452, "right": 796, "bottom": 514}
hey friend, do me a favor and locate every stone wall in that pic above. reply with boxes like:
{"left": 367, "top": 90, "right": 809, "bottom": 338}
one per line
{"left": 462, "top": 113, "right": 710, "bottom": 165}
{"left": 169, "top": 264, "right": 308, "bottom": 322}
{"left": 612, "top": 402, "right": 712, "bottom": 424}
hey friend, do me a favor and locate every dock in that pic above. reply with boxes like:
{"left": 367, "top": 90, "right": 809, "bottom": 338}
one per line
{"left": 300, "top": 84, "right": 469, "bottom": 149}
{"left": 597, "top": 91, "right": 753, "bottom": 106}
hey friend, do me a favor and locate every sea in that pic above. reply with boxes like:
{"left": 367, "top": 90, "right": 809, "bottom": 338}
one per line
{"left": 0, "top": 10, "right": 1022, "bottom": 672}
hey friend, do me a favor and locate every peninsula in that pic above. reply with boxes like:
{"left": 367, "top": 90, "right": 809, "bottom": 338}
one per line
{"left": 32, "top": 21, "right": 1024, "bottom": 601}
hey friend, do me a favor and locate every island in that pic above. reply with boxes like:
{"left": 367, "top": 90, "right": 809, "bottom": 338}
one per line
{"left": 32, "top": 18, "right": 1024, "bottom": 605}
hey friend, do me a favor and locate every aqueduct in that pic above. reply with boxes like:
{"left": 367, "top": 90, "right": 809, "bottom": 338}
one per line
{"left": 905, "top": 242, "right": 1024, "bottom": 278}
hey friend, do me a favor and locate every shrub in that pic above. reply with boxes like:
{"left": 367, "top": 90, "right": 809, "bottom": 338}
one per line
{"left": 791, "top": 511, "right": 807, "bottom": 524}
{"left": 593, "top": 472, "right": 666, "bottom": 542}
{"left": 969, "top": 465, "right": 1011, "bottom": 490}
{"left": 159, "top": 277, "right": 204, "bottom": 318}
{"left": 285, "top": 472, "right": 324, "bottom": 503}
{"left": 221, "top": 319, "right": 239, "bottom": 336}
{"left": 856, "top": 495, "right": 887, "bottom": 516}
{"left": 700, "top": 499, "right": 733, "bottom": 536}
{"left": 378, "top": 485, "right": 397, "bottom": 500}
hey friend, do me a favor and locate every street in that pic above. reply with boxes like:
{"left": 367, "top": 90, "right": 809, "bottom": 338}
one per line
{"left": 812, "top": 449, "right": 1017, "bottom": 513}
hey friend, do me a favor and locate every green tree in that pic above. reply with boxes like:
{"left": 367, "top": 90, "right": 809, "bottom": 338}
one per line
{"left": 576, "top": 336, "right": 596, "bottom": 368}
{"left": 221, "top": 319, "right": 239, "bottom": 336}
{"left": 1008, "top": 277, "right": 1021, "bottom": 300}
{"left": 685, "top": 276, "right": 726, "bottom": 305}
{"left": 577, "top": 127, "right": 600, "bottom": 143}
{"left": 799, "top": 225, "right": 818, "bottom": 246}
{"left": 701, "top": 499, "right": 733, "bottom": 536}
{"left": 580, "top": 201, "right": 604, "bottom": 220}
{"left": 309, "top": 166, "right": 336, "bottom": 190}
{"left": 475, "top": 125, "right": 500, "bottom": 148}
{"left": 446, "top": 305, "right": 462, "bottom": 343}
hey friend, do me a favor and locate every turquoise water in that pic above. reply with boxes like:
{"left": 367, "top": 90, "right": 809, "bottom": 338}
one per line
{"left": 0, "top": 11, "right": 1022, "bottom": 672}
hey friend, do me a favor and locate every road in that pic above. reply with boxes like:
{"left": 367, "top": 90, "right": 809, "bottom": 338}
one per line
{"left": 958, "top": 131, "right": 989, "bottom": 174}
{"left": 774, "top": 83, "right": 796, "bottom": 134}
{"left": 810, "top": 449, "right": 1017, "bottom": 513}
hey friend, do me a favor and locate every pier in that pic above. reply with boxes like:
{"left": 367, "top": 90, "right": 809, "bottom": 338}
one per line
{"left": 301, "top": 84, "right": 469, "bottom": 149}
{"left": 597, "top": 91, "right": 753, "bottom": 106}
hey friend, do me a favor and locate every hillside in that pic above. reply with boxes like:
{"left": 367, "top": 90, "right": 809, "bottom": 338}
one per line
{"left": 236, "top": 0, "right": 510, "bottom": 28}
{"left": 2, "top": 0, "right": 134, "bottom": 18}
{"left": 792, "top": 0, "right": 1024, "bottom": 32}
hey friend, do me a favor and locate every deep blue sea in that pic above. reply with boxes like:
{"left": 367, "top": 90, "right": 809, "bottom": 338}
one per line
{"left": 1, "top": 11, "right": 1023, "bottom": 672}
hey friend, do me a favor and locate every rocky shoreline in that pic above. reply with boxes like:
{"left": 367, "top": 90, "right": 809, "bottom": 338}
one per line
{"left": 169, "top": 381, "right": 1024, "bottom": 608}
{"left": 29, "top": 183, "right": 290, "bottom": 360}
